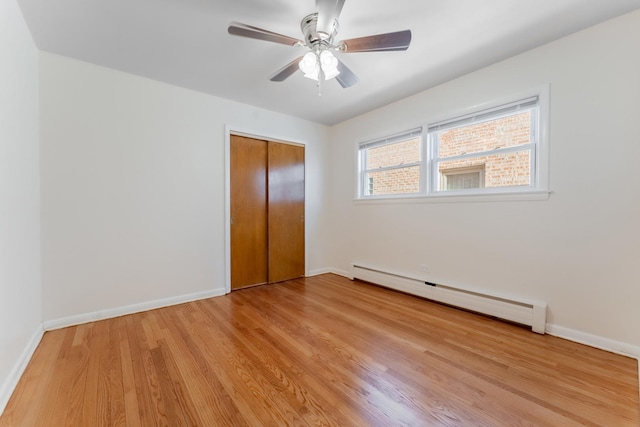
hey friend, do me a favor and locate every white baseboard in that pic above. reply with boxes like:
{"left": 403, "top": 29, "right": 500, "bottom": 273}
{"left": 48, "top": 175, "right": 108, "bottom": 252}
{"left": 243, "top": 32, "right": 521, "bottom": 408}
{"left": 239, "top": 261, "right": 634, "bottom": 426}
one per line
{"left": 546, "top": 324, "right": 640, "bottom": 359}
{"left": 0, "top": 325, "right": 44, "bottom": 416}
{"left": 43, "top": 288, "right": 226, "bottom": 331}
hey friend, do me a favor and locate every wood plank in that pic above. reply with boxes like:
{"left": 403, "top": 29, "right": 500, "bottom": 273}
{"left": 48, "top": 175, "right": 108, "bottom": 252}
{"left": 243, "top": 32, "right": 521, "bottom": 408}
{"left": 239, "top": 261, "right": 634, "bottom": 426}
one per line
{"left": 1, "top": 274, "right": 638, "bottom": 426}
{"left": 124, "top": 314, "right": 162, "bottom": 426}
{"left": 106, "top": 317, "right": 126, "bottom": 427}
{"left": 119, "top": 319, "right": 142, "bottom": 427}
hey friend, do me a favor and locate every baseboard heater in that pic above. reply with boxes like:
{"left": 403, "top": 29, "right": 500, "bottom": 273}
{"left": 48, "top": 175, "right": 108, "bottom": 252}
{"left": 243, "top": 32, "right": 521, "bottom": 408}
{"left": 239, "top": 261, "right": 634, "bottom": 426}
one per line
{"left": 351, "top": 264, "right": 546, "bottom": 334}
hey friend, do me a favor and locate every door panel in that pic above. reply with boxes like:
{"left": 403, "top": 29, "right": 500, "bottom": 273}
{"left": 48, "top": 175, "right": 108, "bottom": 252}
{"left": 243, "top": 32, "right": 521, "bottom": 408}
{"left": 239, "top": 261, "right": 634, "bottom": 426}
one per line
{"left": 230, "top": 135, "right": 268, "bottom": 290}
{"left": 267, "top": 142, "right": 305, "bottom": 283}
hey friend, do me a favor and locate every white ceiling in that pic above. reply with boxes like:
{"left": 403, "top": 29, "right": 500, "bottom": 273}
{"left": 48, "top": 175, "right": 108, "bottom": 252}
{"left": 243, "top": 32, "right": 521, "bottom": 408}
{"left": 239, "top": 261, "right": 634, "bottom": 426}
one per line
{"left": 17, "top": 0, "right": 640, "bottom": 125}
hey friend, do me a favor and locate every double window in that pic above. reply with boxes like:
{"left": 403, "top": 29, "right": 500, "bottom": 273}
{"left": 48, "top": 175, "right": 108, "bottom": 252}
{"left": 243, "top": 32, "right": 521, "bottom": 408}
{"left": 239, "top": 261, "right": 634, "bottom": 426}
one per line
{"left": 358, "top": 91, "right": 548, "bottom": 199}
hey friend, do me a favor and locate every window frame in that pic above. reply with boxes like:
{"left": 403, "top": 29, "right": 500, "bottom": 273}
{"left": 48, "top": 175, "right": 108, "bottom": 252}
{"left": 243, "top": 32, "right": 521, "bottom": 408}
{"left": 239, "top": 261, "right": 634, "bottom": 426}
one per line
{"left": 357, "top": 128, "right": 424, "bottom": 198}
{"left": 355, "top": 86, "right": 550, "bottom": 203}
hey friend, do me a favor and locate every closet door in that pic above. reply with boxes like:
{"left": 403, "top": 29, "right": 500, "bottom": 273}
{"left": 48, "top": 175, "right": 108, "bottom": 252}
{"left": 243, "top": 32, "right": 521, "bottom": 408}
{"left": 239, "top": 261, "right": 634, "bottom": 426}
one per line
{"left": 230, "top": 135, "right": 305, "bottom": 290}
{"left": 230, "top": 135, "right": 268, "bottom": 290}
{"left": 267, "top": 142, "right": 305, "bottom": 283}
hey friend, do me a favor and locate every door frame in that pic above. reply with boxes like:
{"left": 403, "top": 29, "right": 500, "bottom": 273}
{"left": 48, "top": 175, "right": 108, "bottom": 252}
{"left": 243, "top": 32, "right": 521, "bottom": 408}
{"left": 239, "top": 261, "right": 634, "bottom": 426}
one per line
{"left": 224, "top": 125, "right": 308, "bottom": 294}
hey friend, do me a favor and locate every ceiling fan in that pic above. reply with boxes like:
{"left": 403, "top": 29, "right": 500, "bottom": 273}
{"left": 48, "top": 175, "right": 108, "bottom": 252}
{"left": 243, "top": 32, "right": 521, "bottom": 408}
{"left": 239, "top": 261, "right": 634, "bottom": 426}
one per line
{"left": 228, "top": 0, "right": 412, "bottom": 90}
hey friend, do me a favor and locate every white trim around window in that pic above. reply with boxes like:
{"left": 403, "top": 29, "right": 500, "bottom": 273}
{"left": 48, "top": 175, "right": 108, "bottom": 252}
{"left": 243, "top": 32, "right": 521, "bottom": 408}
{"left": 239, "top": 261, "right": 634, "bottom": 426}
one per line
{"left": 356, "top": 85, "right": 551, "bottom": 203}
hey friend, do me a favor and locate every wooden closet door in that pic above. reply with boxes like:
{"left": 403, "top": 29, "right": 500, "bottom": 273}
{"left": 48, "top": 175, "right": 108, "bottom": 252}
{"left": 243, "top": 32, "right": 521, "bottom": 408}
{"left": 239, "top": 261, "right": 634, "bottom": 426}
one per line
{"left": 267, "top": 141, "right": 305, "bottom": 283}
{"left": 230, "top": 135, "right": 268, "bottom": 290}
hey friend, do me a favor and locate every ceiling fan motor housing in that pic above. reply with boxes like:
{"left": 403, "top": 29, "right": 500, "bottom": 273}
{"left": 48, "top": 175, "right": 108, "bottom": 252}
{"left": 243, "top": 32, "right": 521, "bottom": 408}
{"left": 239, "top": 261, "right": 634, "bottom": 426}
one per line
{"left": 301, "top": 13, "right": 338, "bottom": 48}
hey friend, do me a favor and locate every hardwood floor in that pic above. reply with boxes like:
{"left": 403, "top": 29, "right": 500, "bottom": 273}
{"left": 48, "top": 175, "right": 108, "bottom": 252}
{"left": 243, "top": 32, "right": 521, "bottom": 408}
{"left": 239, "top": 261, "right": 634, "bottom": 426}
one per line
{"left": 1, "top": 274, "right": 638, "bottom": 426}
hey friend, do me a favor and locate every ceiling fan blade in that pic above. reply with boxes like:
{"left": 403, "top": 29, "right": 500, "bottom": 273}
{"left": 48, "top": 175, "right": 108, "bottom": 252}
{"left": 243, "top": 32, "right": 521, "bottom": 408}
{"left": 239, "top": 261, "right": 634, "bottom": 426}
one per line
{"left": 270, "top": 57, "right": 304, "bottom": 82}
{"left": 335, "top": 59, "right": 358, "bottom": 88}
{"left": 339, "top": 29, "right": 412, "bottom": 52}
{"left": 228, "top": 22, "right": 302, "bottom": 47}
{"left": 316, "top": 0, "right": 345, "bottom": 38}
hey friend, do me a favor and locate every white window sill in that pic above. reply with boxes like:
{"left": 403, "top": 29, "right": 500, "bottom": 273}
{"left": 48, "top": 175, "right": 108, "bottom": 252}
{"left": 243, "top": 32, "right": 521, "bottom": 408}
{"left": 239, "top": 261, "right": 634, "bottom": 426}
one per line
{"left": 354, "top": 190, "right": 552, "bottom": 204}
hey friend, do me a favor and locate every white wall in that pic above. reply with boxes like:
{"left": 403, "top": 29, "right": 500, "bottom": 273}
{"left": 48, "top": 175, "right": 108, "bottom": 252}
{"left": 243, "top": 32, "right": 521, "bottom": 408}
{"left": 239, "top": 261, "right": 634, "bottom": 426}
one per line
{"left": 327, "top": 10, "right": 640, "bottom": 351}
{"left": 0, "top": 0, "right": 42, "bottom": 412}
{"left": 40, "top": 52, "right": 330, "bottom": 322}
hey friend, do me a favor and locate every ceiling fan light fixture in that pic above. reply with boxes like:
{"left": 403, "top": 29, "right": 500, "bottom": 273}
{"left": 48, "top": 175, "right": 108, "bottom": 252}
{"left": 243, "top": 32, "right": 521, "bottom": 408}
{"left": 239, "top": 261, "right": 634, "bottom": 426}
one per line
{"left": 323, "top": 67, "right": 340, "bottom": 80}
{"left": 320, "top": 50, "right": 339, "bottom": 80}
{"left": 304, "top": 69, "right": 320, "bottom": 81}
{"left": 299, "top": 52, "right": 318, "bottom": 74}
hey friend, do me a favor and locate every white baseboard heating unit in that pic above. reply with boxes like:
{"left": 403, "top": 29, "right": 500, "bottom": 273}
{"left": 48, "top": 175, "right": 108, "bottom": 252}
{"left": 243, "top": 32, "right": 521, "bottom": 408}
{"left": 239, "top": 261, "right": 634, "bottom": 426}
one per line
{"left": 351, "top": 264, "right": 547, "bottom": 334}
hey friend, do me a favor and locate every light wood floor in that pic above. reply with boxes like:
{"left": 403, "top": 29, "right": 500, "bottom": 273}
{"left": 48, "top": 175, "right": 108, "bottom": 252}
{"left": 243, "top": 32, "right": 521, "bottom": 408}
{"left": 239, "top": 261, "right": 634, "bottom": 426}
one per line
{"left": 1, "top": 274, "right": 638, "bottom": 426}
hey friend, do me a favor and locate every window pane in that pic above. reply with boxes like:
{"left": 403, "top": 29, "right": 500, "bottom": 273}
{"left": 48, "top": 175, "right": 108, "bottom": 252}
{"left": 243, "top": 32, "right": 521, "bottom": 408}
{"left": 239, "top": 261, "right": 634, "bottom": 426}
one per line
{"left": 437, "top": 150, "right": 531, "bottom": 190}
{"left": 366, "top": 137, "right": 421, "bottom": 169}
{"left": 447, "top": 172, "right": 480, "bottom": 190}
{"left": 366, "top": 166, "right": 420, "bottom": 195}
{"left": 437, "top": 111, "right": 531, "bottom": 158}
{"left": 439, "top": 166, "right": 484, "bottom": 191}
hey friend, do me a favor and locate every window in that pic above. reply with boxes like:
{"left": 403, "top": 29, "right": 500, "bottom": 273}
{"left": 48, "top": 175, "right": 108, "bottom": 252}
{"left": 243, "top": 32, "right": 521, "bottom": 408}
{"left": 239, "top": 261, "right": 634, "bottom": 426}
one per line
{"left": 358, "top": 128, "right": 423, "bottom": 197}
{"left": 430, "top": 96, "right": 538, "bottom": 194}
{"left": 440, "top": 165, "right": 485, "bottom": 190}
{"left": 357, "top": 89, "right": 548, "bottom": 200}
